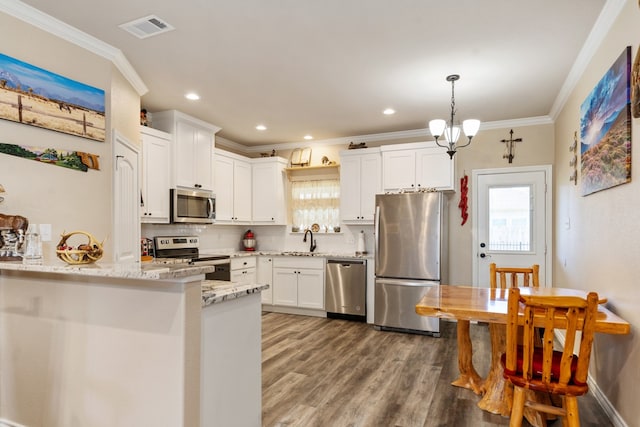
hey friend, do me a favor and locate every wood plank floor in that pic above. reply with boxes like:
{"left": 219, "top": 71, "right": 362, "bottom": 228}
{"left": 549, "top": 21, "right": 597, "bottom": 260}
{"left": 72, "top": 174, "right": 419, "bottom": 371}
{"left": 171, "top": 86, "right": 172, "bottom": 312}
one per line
{"left": 262, "top": 312, "right": 613, "bottom": 427}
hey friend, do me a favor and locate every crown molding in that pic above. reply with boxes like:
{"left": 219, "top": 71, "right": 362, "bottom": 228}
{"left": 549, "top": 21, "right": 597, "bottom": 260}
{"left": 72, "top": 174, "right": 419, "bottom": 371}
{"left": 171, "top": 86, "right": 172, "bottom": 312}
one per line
{"left": 0, "top": 0, "right": 148, "bottom": 95}
{"left": 549, "top": 0, "right": 626, "bottom": 120}
{"left": 241, "top": 116, "right": 553, "bottom": 154}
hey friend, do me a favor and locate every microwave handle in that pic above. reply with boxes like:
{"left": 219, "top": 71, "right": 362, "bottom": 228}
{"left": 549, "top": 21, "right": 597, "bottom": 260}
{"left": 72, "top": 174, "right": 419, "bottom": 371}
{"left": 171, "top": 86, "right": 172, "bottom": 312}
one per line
{"left": 207, "top": 198, "right": 214, "bottom": 219}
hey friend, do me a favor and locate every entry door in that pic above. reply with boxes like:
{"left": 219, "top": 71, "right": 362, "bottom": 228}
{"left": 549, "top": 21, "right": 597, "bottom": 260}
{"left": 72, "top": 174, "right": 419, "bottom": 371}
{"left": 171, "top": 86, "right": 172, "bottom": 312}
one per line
{"left": 472, "top": 166, "right": 551, "bottom": 287}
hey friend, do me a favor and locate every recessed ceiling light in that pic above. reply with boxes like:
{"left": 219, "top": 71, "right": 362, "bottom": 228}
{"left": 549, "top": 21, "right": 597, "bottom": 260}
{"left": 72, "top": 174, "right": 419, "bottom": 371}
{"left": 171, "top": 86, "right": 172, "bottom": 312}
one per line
{"left": 383, "top": 108, "right": 395, "bottom": 115}
{"left": 256, "top": 125, "right": 267, "bottom": 131}
{"left": 304, "top": 135, "right": 313, "bottom": 140}
{"left": 185, "top": 92, "right": 200, "bottom": 101}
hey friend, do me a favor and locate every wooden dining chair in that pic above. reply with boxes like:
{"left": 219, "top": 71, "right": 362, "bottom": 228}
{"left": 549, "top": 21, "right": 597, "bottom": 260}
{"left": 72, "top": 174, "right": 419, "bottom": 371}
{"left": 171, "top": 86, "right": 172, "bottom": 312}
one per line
{"left": 502, "top": 287, "right": 599, "bottom": 427}
{"left": 490, "top": 263, "right": 539, "bottom": 289}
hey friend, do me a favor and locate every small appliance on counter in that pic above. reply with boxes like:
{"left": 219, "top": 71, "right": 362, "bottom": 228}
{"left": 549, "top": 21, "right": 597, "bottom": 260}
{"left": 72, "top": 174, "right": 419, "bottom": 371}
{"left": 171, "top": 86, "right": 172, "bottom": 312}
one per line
{"left": 0, "top": 213, "right": 29, "bottom": 261}
{"left": 356, "top": 230, "right": 367, "bottom": 256}
{"left": 242, "top": 229, "right": 256, "bottom": 251}
{"left": 140, "top": 238, "right": 155, "bottom": 261}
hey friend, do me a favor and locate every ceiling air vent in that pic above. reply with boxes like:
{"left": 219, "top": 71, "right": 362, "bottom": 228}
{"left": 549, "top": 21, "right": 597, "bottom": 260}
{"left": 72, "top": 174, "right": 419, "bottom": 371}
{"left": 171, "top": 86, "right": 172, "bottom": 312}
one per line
{"left": 119, "top": 15, "right": 175, "bottom": 39}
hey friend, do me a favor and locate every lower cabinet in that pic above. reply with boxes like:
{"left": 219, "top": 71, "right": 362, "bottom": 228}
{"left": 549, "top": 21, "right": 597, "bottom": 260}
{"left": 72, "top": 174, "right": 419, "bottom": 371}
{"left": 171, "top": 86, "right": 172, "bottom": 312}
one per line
{"left": 230, "top": 257, "right": 256, "bottom": 285}
{"left": 272, "top": 257, "right": 325, "bottom": 310}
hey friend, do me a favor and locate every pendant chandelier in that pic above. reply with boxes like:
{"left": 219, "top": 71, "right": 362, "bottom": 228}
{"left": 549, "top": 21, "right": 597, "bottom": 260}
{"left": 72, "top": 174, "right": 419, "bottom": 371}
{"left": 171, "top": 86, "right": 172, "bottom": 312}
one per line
{"left": 429, "top": 74, "right": 480, "bottom": 159}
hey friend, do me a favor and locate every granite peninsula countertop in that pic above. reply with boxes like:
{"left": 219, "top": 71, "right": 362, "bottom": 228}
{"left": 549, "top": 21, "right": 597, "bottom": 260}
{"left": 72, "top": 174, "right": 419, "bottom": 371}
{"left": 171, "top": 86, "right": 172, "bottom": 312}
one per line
{"left": 201, "top": 280, "right": 269, "bottom": 307}
{"left": 0, "top": 259, "right": 215, "bottom": 280}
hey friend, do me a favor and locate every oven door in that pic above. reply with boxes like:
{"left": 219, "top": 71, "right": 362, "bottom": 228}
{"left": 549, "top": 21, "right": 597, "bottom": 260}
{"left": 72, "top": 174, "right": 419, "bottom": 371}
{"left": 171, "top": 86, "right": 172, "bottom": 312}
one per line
{"left": 190, "top": 257, "right": 231, "bottom": 281}
{"left": 171, "top": 188, "right": 215, "bottom": 224}
{"left": 205, "top": 263, "right": 230, "bottom": 281}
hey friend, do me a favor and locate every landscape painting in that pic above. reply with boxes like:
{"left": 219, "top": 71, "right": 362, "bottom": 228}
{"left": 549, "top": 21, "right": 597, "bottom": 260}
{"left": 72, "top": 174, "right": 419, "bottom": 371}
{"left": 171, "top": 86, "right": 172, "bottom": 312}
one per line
{"left": 0, "top": 52, "right": 105, "bottom": 141}
{"left": 0, "top": 142, "right": 100, "bottom": 172}
{"left": 580, "top": 47, "right": 632, "bottom": 196}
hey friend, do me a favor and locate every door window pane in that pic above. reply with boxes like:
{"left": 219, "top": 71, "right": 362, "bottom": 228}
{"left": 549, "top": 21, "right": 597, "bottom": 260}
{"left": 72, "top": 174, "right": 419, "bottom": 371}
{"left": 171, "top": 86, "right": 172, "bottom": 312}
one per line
{"left": 488, "top": 186, "right": 531, "bottom": 251}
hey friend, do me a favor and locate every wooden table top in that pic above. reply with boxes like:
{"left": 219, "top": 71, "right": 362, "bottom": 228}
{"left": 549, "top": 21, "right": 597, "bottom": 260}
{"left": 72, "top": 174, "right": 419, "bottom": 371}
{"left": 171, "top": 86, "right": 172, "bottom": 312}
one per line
{"left": 415, "top": 285, "right": 630, "bottom": 335}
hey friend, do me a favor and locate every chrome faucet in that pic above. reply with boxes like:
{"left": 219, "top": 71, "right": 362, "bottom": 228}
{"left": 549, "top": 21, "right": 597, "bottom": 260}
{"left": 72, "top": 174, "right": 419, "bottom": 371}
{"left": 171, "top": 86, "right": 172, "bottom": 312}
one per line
{"left": 303, "top": 229, "right": 317, "bottom": 252}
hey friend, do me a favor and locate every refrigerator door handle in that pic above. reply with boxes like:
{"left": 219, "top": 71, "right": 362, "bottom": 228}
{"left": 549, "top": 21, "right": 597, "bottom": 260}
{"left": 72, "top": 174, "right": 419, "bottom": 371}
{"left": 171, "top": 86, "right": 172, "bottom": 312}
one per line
{"left": 375, "top": 278, "right": 439, "bottom": 287}
{"left": 374, "top": 205, "right": 380, "bottom": 266}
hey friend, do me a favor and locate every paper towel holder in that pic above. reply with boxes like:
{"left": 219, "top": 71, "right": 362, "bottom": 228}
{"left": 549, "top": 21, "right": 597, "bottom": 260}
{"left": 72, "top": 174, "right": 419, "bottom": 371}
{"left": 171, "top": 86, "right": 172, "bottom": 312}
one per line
{"left": 355, "top": 230, "right": 367, "bottom": 256}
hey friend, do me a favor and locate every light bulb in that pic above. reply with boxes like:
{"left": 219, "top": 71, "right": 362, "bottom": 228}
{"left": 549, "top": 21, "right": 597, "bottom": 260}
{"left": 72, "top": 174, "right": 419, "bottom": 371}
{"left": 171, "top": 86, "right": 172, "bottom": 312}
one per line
{"left": 463, "top": 119, "right": 481, "bottom": 137}
{"left": 429, "top": 120, "right": 446, "bottom": 138}
{"left": 444, "top": 126, "right": 461, "bottom": 144}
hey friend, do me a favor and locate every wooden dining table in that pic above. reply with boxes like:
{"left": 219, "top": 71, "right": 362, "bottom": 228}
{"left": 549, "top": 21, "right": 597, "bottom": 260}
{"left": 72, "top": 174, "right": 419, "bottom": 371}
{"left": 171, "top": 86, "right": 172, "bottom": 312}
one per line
{"left": 415, "top": 285, "right": 630, "bottom": 427}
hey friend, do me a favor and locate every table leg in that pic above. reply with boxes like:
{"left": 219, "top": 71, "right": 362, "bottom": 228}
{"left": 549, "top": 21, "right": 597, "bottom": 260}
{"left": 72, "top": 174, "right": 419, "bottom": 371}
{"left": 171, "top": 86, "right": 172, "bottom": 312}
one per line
{"left": 451, "top": 319, "right": 485, "bottom": 395}
{"left": 477, "top": 323, "right": 551, "bottom": 427}
{"left": 477, "top": 323, "right": 511, "bottom": 415}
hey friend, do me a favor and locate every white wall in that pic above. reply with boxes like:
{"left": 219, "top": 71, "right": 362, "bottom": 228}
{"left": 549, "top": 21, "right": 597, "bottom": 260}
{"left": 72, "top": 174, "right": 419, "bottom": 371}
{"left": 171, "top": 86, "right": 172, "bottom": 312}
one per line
{"left": 553, "top": 1, "right": 639, "bottom": 425}
{"left": 0, "top": 11, "right": 140, "bottom": 263}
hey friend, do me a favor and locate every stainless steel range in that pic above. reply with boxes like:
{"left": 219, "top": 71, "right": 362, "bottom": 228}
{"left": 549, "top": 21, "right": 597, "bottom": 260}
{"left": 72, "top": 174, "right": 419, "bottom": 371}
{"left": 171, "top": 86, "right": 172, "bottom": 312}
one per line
{"left": 154, "top": 236, "right": 230, "bottom": 280}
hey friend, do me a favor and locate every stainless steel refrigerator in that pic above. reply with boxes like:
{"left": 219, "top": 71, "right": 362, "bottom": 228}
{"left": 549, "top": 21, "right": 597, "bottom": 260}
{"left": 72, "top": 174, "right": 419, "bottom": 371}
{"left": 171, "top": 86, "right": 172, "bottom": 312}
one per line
{"left": 374, "top": 191, "right": 448, "bottom": 336}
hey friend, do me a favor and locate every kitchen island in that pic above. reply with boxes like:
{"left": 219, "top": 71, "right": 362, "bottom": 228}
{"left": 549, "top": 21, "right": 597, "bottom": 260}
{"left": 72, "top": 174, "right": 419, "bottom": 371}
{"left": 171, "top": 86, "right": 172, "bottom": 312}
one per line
{"left": 0, "top": 261, "right": 266, "bottom": 427}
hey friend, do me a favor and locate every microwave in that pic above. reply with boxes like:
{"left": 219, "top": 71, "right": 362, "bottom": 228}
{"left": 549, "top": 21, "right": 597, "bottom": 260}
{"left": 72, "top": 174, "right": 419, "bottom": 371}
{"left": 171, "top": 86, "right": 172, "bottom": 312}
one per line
{"left": 170, "top": 188, "right": 215, "bottom": 224}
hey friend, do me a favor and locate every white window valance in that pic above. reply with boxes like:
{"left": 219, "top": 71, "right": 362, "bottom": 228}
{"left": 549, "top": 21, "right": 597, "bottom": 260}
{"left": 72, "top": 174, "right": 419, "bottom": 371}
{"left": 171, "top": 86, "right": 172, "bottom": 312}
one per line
{"left": 291, "top": 180, "right": 340, "bottom": 232}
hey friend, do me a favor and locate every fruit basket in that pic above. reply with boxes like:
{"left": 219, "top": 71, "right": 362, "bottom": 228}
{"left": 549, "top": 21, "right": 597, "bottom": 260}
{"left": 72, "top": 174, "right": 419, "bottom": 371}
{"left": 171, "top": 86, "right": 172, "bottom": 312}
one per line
{"left": 56, "top": 230, "right": 104, "bottom": 265}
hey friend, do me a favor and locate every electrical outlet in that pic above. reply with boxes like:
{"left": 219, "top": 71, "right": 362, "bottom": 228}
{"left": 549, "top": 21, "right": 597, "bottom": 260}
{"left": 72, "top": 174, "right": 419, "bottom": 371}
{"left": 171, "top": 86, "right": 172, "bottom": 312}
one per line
{"left": 39, "top": 224, "right": 52, "bottom": 242}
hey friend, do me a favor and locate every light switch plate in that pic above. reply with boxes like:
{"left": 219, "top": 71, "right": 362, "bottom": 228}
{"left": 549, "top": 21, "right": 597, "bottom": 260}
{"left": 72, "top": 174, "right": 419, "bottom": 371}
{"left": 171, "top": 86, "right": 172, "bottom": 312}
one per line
{"left": 40, "top": 224, "right": 52, "bottom": 242}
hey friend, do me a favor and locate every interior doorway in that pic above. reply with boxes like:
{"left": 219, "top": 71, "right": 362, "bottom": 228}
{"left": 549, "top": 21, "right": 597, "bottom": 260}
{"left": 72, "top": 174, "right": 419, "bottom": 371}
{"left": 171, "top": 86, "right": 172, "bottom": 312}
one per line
{"left": 472, "top": 165, "right": 552, "bottom": 287}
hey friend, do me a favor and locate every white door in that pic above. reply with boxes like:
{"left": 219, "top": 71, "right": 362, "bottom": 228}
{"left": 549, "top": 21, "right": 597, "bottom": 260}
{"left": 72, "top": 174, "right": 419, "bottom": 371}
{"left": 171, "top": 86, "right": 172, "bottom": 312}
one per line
{"left": 472, "top": 166, "right": 552, "bottom": 287}
{"left": 113, "top": 130, "right": 140, "bottom": 263}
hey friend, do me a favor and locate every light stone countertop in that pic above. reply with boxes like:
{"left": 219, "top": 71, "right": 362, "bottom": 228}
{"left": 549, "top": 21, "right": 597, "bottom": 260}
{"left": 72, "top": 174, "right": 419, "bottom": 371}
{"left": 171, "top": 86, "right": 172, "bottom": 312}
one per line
{"left": 0, "top": 260, "right": 269, "bottom": 307}
{"left": 204, "top": 249, "right": 373, "bottom": 260}
{"left": 201, "top": 280, "right": 269, "bottom": 307}
{"left": 0, "top": 259, "right": 215, "bottom": 280}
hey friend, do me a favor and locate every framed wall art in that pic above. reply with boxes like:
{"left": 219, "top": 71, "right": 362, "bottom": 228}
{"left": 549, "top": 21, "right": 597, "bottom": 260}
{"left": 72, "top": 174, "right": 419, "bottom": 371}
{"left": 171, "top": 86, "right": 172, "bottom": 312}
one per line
{"left": 580, "top": 46, "right": 632, "bottom": 196}
{"left": 0, "top": 52, "right": 105, "bottom": 142}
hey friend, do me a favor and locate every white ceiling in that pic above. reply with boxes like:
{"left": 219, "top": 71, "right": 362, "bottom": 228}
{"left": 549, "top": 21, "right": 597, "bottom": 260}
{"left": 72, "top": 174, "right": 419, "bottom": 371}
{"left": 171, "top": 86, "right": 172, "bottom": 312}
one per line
{"left": 13, "top": 0, "right": 614, "bottom": 148}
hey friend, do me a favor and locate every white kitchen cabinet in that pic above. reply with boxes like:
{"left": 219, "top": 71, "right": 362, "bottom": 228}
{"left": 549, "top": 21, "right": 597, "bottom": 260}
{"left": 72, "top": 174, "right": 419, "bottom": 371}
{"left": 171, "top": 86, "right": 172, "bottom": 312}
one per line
{"left": 140, "top": 126, "right": 171, "bottom": 223}
{"left": 272, "top": 268, "right": 298, "bottom": 307}
{"left": 257, "top": 256, "right": 274, "bottom": 304}
{"left": 151, "top": 110, "right": 221, "bottom": 191}
{"left": 251, "top": 157, "right": 288, "bottom": 224}
{"left": 340, "top": 148, "right": 381, "bottom": 223}
{"left": 272, "top": 257, "right": 324, "bottom": 310}
{"left": 214, "top": 149, "right": 252, "bottom": 223}
{"left": 381, "top": 142, "right": 454, "bottom": 192}
{"left": 231, "top": 257, "right": 256, "bottom": 285}
{"left": 113, "top": 131, "right": 140, "bottom": 263}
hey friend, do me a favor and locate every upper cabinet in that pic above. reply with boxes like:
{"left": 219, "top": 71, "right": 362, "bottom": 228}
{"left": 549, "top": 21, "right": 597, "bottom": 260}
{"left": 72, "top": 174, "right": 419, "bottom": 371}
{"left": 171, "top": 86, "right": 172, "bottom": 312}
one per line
{"left": 252, "top": 157, "right": 288, "bottom": 224}
{"left": 340, "top": 148, "right": 381, "bottom": 224}
{"left": 214, "top": 150, "right": 288, "bottom": 225}
{"left": 140, "top": 126, "right": 171, "bottom": 224}
{"left": 381, "top": 142, "right": 454, "bottom": 192}
{"left": 214, "top": 149, "right": 252, "bottom": 223}
{"left": 151, "top": 110, "right": 221, "bottom": 191}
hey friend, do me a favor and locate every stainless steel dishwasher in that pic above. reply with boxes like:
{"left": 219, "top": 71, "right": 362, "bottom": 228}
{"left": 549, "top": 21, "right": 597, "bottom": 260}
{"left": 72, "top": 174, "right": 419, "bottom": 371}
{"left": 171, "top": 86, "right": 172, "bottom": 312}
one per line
{"left": 325, "top": 259, "right": 366, "bottom": 321}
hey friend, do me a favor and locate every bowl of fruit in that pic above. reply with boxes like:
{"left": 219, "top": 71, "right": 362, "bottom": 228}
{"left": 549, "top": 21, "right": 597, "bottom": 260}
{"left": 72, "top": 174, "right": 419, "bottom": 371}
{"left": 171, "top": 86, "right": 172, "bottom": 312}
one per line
{"left": 56, "top": 230, "right": 104, "bottom": 265}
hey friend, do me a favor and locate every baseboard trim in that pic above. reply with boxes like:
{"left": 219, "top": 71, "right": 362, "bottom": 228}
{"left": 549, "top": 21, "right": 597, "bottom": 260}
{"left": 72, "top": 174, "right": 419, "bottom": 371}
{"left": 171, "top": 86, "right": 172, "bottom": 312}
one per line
{"left": 554, "top": 331, "right": 628, "bottom": 427}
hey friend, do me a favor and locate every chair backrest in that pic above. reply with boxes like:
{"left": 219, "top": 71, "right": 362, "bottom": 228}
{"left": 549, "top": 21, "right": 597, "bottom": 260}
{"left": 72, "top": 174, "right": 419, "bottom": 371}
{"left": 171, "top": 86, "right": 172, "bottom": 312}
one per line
{"left": 490, "top": 263, "right": 539, "bottom": 289}
{"left": 504, "top": 287, "right": 599, "bottom": 393}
